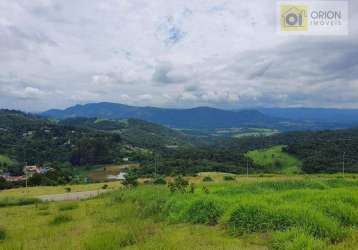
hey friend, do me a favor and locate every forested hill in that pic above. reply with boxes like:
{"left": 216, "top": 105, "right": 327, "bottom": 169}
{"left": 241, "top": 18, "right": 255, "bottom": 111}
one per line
{"left": 59, "top": 117, "right": 199, "bottom": 148}
{"left": 0, "top": 110, "right": 123, "bottom": 170}
{"left": 219, "top": 128, "right": 358, "bottom": 173}
{"left": 0, "top": 110, "right": 197, "bottom": 173}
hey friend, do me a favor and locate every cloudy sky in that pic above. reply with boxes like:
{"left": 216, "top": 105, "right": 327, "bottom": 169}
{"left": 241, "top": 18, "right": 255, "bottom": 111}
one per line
{"left": 0, "top": 0, "right": 357, "bottom": 111}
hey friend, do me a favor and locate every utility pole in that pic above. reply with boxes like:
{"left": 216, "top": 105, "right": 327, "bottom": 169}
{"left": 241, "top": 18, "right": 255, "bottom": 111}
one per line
{"left": 154, "top": 153, "right": 157, "bottom": 178}
{"left": 246, "top": 158, "right": 249, "bottom": 177}
{"left": 342, "top": 152, "right": 346, "bottom": 178}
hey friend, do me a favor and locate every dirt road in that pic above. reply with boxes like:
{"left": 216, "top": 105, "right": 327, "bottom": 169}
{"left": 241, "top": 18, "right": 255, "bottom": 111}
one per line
{"left": 37, "top": 189, "right": 110, "bottom": 202}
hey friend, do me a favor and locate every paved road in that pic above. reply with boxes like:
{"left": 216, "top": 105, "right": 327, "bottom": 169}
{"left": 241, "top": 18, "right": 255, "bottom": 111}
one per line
{"left": 37, "top": 190, "right": 111, "bottom": 202}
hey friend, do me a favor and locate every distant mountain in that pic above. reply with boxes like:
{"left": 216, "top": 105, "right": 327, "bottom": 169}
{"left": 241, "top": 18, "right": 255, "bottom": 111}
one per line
{"left": 42, "top": 102, "right": 281, "bottom": 129}
{"left": 259, "top": 108, "right": 358, "bottom": 128}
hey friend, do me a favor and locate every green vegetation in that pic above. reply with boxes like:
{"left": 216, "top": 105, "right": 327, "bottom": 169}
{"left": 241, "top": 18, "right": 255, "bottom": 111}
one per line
{"left": 50, "top": 214, "right": 73, "bottom": 225}
{"left": 0, "top": 226, "right": 5, "bottom": 241}
{"left": 1, "top": 176, "right": 358, "bottom": 249}
{"left": 0, "top": 197, "right": 40, "bottom": 208}
{"left": 0, "top": 155, "right": 13, "bottom": 169}
{"left": 246, "top": 145, "right": 302, "bottom": 174}
{"left": 233, "top": 128, "right": 279, "bottom": 138}
{"left": 202, "top": 176, "right": 214, "bottom": 182}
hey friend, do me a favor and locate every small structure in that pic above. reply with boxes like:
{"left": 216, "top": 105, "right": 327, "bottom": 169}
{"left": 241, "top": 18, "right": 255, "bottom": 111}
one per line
{"left": 107, "top": 172, "right": 127, "bottom": 180}
{"left": 122, "top": 157, "right": 129, "bottom": 162}
{"left": 23, "top": 165, "right": 41, "bottom": 177}
{"left": 4, "top": 175, "right": 26, "bottom": 182}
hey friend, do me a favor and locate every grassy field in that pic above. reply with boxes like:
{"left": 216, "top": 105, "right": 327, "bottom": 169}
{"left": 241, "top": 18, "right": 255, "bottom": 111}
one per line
{"left": 1, "top": 175, "right": 358, "bottom": 249}
{"left": 246, "top": 145, "right": 302, "bottom": 174}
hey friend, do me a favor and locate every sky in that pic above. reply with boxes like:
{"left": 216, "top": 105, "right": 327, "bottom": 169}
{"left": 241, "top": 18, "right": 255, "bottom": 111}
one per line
{"left": 0, "top": 0, "right": 357, "bottom": 112}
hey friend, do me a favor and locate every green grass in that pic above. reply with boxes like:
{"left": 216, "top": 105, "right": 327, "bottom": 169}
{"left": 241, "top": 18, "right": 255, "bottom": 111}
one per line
{"left": 246, "top": 145, "right": 302, "bottom": 174}
{"left": 1, "top": 176, "right": 358, "bottom": 249}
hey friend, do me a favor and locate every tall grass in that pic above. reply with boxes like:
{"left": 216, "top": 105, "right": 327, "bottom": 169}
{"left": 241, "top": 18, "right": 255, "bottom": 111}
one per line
{"left": 0, "top": 197, "right": 40, "bottom": 207}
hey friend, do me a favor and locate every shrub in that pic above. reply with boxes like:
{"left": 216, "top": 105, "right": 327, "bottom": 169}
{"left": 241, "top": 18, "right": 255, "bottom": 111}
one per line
{"left": 0, "top": 226, "right": 5, "bottom": 241}
{"left": 203, "top": 176, "right": 214, "bottom": 182}
{"left": 102, "top": 184, "right": 108, "bottom": 190}
{"left": 188, "top": 183, "right": 195, "bottom": 194}
{"left": 50, "top": 214, "right": 73, "bottom": 225}
{"left": 271, "top": 228, "right": 326, "bottom": 250}
{"left": 153, "top": 177, "right": 167, "bottom": 185}
{"left": 227, "top": 202, "right": 345, "bottom": 242}
{"left": 319, "top": 201, "right": 358, "bottom": 226}
{"left": 186, "top": 199, "right": 224, "bottom": 225}
{"left": 65, "top": 187, "right": 71, "bottom": 193}
{"left": 122, "top": 170, "right": 138, "bottom": 187}
{"left": 167, "top": 176, "right": 189, "bottom": 193}
{"left": 58, "top": 202, "right": 79, "bottom": 211}
{"left": 223, "top": 176, "right": 235, "bottom": 181}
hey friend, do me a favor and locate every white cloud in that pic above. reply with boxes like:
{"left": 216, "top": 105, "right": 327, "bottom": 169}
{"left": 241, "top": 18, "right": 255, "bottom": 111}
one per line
{"left": 0, "top": 0, "right": 357, "bottom": 111}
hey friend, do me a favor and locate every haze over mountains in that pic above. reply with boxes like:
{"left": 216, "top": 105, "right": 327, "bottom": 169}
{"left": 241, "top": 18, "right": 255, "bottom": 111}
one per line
{"left": 42, "top": 102, "right": 358, "bottom": 131}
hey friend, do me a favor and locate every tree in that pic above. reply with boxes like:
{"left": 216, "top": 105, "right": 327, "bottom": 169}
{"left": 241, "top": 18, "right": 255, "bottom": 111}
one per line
{"left": 122, "top": 170, "right": 138, "bottom": 187}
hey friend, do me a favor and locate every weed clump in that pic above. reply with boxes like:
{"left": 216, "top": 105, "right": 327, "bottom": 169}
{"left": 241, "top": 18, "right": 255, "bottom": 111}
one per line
{"left": 271, "top": 228, "right": 326, "bottom": 250}
{"left": 223, "top": 176, "right": 235, "bottom": 181}
{"left": 153, "top": 176, "right": 167, "bottom": 185}
{"left": 227, "top": 202, "right": 345, "bottom": 242}
{"left": 186, "top": 199, "right": 224, "bottom": 225}
{"left": 58, "top": 202, "right": 79, "bottom": 211}
{"left": 50, "top": 214, "right": 73, "bottom": 225}
{"left": 0, "top": 226, "right": 5, "bottom": 241}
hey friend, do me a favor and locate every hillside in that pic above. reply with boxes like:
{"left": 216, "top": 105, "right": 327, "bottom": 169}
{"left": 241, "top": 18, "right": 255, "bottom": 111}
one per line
{"left": 42, "top": 102, "right": 282, "bottom": 129}
{"left": 59, "top": 117, "right": 198, "bottom": 148}
{"left": 246, "top": 145, "right": 302, "bottom": 174}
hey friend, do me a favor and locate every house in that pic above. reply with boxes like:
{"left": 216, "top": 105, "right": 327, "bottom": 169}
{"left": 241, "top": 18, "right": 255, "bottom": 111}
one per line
{"left": 23, "top": 165, "right": 41, "bottom": 177}
{"left": 122, "top": 157, "right": 129, "bottom": 162}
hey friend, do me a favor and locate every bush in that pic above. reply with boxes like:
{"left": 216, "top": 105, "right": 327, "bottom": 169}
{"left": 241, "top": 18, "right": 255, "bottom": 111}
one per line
{"left": 65, "top": 187, "right": 71, "bottom": 193}
{"left": 0, "top": 226, "right": 5, "bottom": 241}
{"left": 122, "top": 170, "right": 138, "bottom": 187}
{"left": 168, "top": 176, "right": 189, "bottom": 193}
{"left": 223, "top": 176, "right": 235, "bottom": 181}
{"left": 271, "top": 228, "right": 326, "bottom": 250}
{"left": 153, "top": 177, "right": 167, "bottom": 185}
{"left": 203, "top": 176, "right": 213, "bottom": 182}
{"left": 186, "top": 199, "right": 224, "bottom": 225}
{"left": 102, "top": 184, "right": 108, "bottom": 190}
{"left": 50, "top": 214, "right": 73, "bottom": 225}
{"left": 227, "top": 202, "right": 345, "bottom": 242}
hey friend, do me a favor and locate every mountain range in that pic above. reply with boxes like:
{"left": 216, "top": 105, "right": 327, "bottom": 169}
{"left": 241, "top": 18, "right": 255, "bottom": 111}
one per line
{"left": 42, "top": 102, "right": 358, "bottom": 131}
